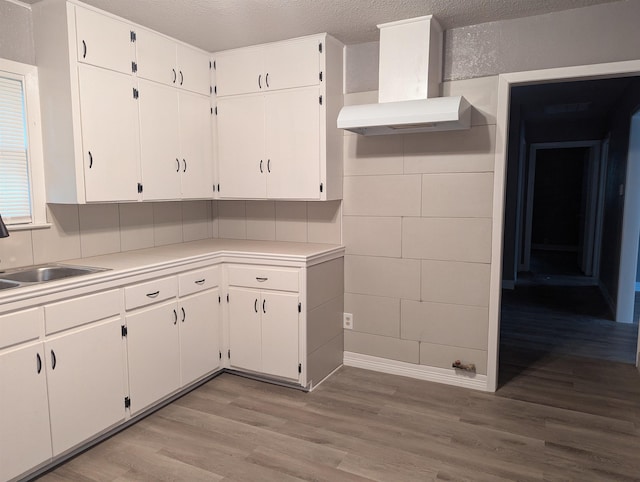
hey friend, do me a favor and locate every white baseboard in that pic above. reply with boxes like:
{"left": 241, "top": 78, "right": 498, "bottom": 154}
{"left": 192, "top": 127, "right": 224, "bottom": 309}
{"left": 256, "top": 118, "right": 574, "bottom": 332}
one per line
{"left": 343, "top": 352, "right": 490, "bottom": 392}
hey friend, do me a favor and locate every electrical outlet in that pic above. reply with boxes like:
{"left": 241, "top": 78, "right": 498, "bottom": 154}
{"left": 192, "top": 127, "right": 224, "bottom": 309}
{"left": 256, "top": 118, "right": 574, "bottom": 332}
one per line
{"left": 343, "top": 312, "right": 353, "bottom": 330}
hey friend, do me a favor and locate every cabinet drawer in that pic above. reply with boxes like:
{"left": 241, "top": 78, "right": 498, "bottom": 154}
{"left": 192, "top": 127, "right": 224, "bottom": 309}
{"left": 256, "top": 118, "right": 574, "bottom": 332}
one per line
{"left": 45, "top": 289, "right": 121, "bottom": 335}
{"left": 179, "top": 266, "right": 220, "bottom": 297}
{"left": 125, "top": 277, "right": 178, "bottom": 310}
{"left": 227, "top": 265, "right": 299, "bottom": 292}
{"left": 0, "top": 308, "right": 43, "bottom": 349}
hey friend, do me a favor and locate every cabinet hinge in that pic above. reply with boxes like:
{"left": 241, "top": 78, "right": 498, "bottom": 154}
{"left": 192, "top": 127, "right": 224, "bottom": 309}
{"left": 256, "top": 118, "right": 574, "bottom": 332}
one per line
{"left": 133, "top": 87, "right": 139, "bottom": 99}
{"left": 209, "top": 60, "right": 212, "bottom": 69}
{"left": 131, "top": 61, "right": 138, "bottom": 73}
{"left": 298, "top": 363, "right": 302, "bottom": 374}
{"left": 298, "top": 302, "right": 301, "bottom": 313}
{"left": 218, "top": 294, "right": 221, "bottom": 303}
{"left": 217, "top": 183, "right": 220, "bottom": 192}
{"left": 227, "top": 349, "right": 231, "bottom": 359}
{"left": 319, "top": 71, "right": 323, "bottom": 82}
{"left": 124, "top": 396, "right": 131, "bottom": 408}
{"left": 320, "top": 182, "right": 324, "bottom": 193}
{"left": 130, "top": 31, "right": 136, "bottom": 42}
{"left": 210, "top": 107, "right": 213, "bottom": 115}
{"left": 121, "top": 325, "right": 127, "bottom": 337}
{"left": 319, "top": 95, "right": 323, "bottom": 105}
{"left": 219, "top": 351, "right": 222, "bottom": 360}
{"left": 214, "top": 85, "right": 217, "bottom": 95}
{"left": 319, "top": 43, "right": 323, "bottom": 53}
{"left": 137, "top": 183, "right": 143, "bottom": 194}
{"left": 226, "top": 293, "right": 229, "bottom": 303}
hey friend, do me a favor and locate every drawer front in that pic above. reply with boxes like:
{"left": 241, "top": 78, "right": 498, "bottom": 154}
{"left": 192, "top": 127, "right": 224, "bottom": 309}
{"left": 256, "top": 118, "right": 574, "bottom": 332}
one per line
{"left": 0, "top": 308, "right": 43, "bottom": 349}
{"left": 125, "top": 277, "right": 178, "bottom": 310}
{"left": 227, "top": 265, "right": 299, "bottom": 292}
{"left": 179, "top": 266, "right": 220, "bottom": 297}
{"left": 45, "top": 289, "right": 121, "bottom": 334}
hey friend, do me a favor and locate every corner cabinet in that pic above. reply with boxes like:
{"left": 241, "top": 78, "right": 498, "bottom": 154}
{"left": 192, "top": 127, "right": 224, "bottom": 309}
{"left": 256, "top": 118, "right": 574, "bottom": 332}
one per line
{"left": 213, "top": 34, "right": 344, "bottom": 200}
{"left": 33, "top": 1, "right": 213, "bottom": 203}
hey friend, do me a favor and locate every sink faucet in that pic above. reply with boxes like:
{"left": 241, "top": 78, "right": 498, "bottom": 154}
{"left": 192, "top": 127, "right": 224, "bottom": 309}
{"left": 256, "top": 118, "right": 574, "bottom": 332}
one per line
{"left": 0, "top": 214, "right": 10, "bottom": 238}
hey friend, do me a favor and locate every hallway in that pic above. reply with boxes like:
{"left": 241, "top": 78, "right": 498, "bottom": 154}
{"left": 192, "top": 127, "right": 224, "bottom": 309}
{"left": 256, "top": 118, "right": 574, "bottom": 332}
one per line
{"left": 499, "top": 283, "right": 639, "bottom": 389}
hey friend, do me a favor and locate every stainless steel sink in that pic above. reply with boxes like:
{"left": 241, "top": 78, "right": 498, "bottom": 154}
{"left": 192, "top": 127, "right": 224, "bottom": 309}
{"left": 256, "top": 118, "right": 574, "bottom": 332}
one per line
{"left": 0, "top": 279, "right": 20, "bottom": 290}
{"left": 0, "top": 264, "right": 108, "bottom": 286}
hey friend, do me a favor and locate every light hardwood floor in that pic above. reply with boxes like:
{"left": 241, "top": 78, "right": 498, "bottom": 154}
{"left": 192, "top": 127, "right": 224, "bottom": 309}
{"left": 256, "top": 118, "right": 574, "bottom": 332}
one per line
{"left": 37, "top": 356, "right": 640, "bottom": 482}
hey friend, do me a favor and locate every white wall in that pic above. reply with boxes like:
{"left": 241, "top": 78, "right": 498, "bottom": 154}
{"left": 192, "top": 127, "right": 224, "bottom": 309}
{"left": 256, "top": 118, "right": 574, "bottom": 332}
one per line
{"left": 0, "top": 1, "right": 33, "bottom": 64}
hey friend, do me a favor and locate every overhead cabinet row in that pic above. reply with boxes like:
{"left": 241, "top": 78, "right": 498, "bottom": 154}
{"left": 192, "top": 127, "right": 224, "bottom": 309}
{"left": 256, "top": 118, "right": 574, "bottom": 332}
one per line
{"left": 33, "top": 0, "right": 344, "bottom": 204}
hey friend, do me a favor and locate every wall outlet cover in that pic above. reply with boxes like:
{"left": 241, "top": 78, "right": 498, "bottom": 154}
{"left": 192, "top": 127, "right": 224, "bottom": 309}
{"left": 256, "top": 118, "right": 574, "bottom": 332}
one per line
{"left": 343, "top": 312, "right": 353, "bottom": 329}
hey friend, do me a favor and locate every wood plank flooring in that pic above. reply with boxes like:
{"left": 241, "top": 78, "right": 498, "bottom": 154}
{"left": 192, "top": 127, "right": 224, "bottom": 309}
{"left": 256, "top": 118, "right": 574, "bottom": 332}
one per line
{"left": 37, "top": 356, "right": 640, "bottom": 482}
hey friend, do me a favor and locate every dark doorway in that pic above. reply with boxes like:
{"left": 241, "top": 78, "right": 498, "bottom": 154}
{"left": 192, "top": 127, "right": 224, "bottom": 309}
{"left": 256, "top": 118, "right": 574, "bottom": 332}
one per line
{"left": 499, "top": 76, "right": 640, "bottom": 388}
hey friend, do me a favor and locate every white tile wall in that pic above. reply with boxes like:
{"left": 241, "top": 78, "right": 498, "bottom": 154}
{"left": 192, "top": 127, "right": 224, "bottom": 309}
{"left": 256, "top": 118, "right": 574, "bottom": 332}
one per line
{"left": 79, "top": 204, "right": 121, "bottom": 257}
{"left": 342, "top": 75, "right": 499, "bottom": 372}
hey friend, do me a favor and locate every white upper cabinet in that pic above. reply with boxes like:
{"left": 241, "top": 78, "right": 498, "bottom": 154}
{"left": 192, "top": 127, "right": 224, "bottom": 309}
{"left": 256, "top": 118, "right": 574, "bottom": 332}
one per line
{"left": 136, "top": 27, "right": 211, "bottom": 96}
{"left": 214, "top": 34, "right": 344, "bottom": 200}
{"left": 75, "top": 5, "right": 134, "bottom": 75}
{"left": 78, "top": 64, "right": 140, "bottom": 202}
{"left": 215, "top": 37, "right": 321, "bottom": 97}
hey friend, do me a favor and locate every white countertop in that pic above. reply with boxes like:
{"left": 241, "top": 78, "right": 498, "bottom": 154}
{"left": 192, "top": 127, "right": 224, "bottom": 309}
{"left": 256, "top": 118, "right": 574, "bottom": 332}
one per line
{"left": 0, "top": 239, "right": 344, "bottom": 307}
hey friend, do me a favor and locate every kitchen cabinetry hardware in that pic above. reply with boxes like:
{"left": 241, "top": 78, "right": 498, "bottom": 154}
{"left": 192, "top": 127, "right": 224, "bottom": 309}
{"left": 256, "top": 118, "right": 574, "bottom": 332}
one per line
{"left": 265, "top": 73, "right": 270, "bottom": 88}
{"left": 319, "top": 95, "right": 322, "bottom": 105}
{"left": 181, "top": 307, "right": 186, "bottom": 322}
{"left": 227, "top": 293, "right": 229, "bottom": 302}
{"left": 179, "top": 70, "right": 184, "bottom": 85}
{"left": 133, "top": 87, "right": 139, "bottom": 99}
{"left": 131, "top": 61, "right": 137, "bottom": 73}
{"left": 51, "top": 350, "right": 57, "bottom": 370}
{"left": 267, "top": 159, "right": 271, "bottom": 172}
{"left": 262, "top": 299, "right": 266, "bottom": 313}
{"left": 146, "top": 291, "right": 160, "bottom": 298}
{"left": 88, "top": 151, "right": 93, "bottom": 168}
{"left": 258, "top": 73, "right": 262, "bottom": 89}
{"left": 175, "top": 158, "right": 180, "bottom": 172}
{"left": 182, "top": 159, "right": 187, "bottom": 172}
{"left": 137, "top": 183, "right": 143, "bottom": 193}
{"left": 124, "top": 397, "right": 131, "bottom": 408}
{"left": 173, "top": 309, "right": 177, "bottom": 324}
{"left": 298, "top": 302, "right": 301, "bottom": 313}
{"left": 130, "top": 31, "right": 136, "bottom": 42}
{"left": 298, "top": 363, "right": 302, "bottom": 374}
{"left": 320, "top": 183, "right": 323, "bottom": 193}
{"left": 82, "top": 40, "right": 87, "bottom": 58}
{"left": 121, "top": 325, "right": 127, "bottom": 337}
{"left": 256, "top": 277, "right": 268, "bottom": 282}
{"left": 254, "top": 299, "right": 258, "bottom": 312}
{"left": 172, "top": 68, "right": 176, "bottom": 83}
{"left": 319, "top": 71, "right": 323, "bottom": 81}
{"left": 260, "top": 159, "right": 263, "bottom": 173}
{"left": 319, "top": 43, "right": 322, "bottom": 52}
{"left": 36, "top": 353, "right": 42, "bottom": 374}
{"left": 194, "top": 279, "right": 206, "bottom": 285}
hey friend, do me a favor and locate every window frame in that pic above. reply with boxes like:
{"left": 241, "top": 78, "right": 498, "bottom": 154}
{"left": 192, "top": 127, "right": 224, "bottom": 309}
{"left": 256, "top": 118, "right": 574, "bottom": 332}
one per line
{"left": 0, "top": 57, "right": 47, "bottom": 230}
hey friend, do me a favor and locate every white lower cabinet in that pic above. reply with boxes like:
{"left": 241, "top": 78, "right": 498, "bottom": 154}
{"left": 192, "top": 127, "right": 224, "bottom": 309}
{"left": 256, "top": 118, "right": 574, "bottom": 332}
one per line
{"left": 0, "top": 342, "right": 52, "bottom": 482}
{"left": 179, "top": 288, "right": 221, "bottom": 385}
{"left": 45, "top": 318, "right": 126, "bottom": 456}
{"left": 125, "top": 270, "right": 221, "bottom": 414}
{"left": 228, "top": 279, "right": 300, "bottom": 381}
{"left": 126, "top": 299, "right": 181, "bottom": 415}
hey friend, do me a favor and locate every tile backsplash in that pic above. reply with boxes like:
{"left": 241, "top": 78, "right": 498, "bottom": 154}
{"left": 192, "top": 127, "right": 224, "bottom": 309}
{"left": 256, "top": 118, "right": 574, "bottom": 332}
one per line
{"left": 0, "top": 200, "right": 342, "bottom": 270}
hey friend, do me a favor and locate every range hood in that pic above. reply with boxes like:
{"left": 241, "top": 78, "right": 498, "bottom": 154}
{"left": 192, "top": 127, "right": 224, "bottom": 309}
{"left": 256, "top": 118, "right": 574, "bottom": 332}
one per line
{"left": 337, "top": 15, "right": 471, "bottom": 136}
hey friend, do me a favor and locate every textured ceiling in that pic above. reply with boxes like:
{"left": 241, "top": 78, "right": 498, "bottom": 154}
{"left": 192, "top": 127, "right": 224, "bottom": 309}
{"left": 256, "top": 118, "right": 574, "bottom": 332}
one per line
{"left": 21, "top": 0, "right": 621, "bottom": 52}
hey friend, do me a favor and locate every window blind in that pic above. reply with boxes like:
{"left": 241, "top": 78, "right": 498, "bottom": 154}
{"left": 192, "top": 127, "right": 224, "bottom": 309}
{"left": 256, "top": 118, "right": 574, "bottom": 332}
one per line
{"left": 0, "top": 75, "right": 32, "bottom": 224}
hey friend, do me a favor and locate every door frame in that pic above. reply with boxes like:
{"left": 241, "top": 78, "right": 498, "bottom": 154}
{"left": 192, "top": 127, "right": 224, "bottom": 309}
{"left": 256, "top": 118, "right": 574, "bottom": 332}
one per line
{"left": 522, "top": 140, "right": 602, "bottom": 276}
{"left": 617, "top": 109, "right": 640, "bottom": 323}
{"left": 487, "top": 60, "right": 640, "bottom": 392}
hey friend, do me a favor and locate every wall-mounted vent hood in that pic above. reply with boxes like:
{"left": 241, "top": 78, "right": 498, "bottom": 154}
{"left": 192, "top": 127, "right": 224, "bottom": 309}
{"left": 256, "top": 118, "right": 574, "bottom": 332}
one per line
{"left": 337, "top": 15, "right": 471, "bottom": 136}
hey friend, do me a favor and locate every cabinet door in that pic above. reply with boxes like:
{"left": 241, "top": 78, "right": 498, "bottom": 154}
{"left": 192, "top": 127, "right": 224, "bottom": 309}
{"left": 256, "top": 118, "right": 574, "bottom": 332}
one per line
{"left": 265, "top": 87, "right": 321, "bottom": 199}
{"left": 215, "top": 47, "right": 264, "bottom": 97}
{"left": 135, "top": 27, "right": 177, "bottom": 87}
{"left": 45, "top": 319, "right": 125, "bottom": 456}
{"left": 126, "top": 300, "right": 180, "bottom": 415}
{"left": 0, "top": 343, "right": 52, "bottom": 481}
{"left": 74, "top": 5, "right": 133, "bottom": 75}
{"left": 78, "top": 64, "right": 140, "bottom": 202}
{"left": 177, "top": 44, "right": 211, "bottom": 96}
{"left": 179, "top": 289, "right": 220, "bottom": 385}
{"left": 217, "top": 95, "right": 266, "bottom": 198}
{"left": 264, "top": 37, "right": 321, "bottom": 91}
{"left": 138, "top": 79, "right": 181, "bottom": 200}
{"left": 228, "top": 288, "right": 262, "bottom": 373}
{"left": 261, "top": 291, "right": 300, "bottom": 380}
{"left": 179, "top": 91, "right": 213, "bottom": 199}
